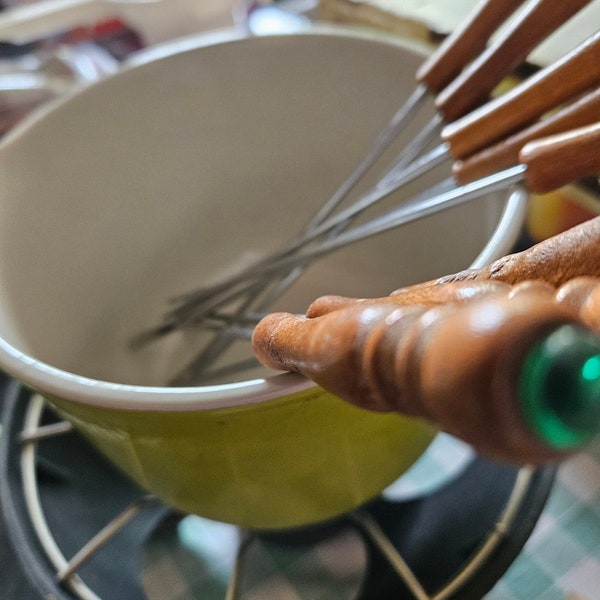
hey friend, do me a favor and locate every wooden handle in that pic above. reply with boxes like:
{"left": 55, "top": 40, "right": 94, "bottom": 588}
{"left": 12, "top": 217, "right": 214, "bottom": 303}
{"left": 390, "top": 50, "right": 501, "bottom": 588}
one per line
{"left": 416, "top": 0, "right": 526, "bottom": 93}
{"left": 555, "top": 276, "right": 600, "bottom": 332}
{"left": 305, "top": 280, "right": 512, "bottom": 317}
{"left": 426, "top": 215, "right": 600, "bottom": 289}
{"left": 452, "top": 86, "right": 600, "bottom": 183}
{"left": 253, "top": 287, "right": 600, "bottom": 464}
{"left": 308, "top": 275, "right": 600, "bottom": 324}
{"left": 520, "top": 121, "right": 600, "bottom": 193}
{"left": 443, "top": 30, "right": 600, "bottom": 159}
{"left": 434, "top": 0, "right": 594, "bottom": 122}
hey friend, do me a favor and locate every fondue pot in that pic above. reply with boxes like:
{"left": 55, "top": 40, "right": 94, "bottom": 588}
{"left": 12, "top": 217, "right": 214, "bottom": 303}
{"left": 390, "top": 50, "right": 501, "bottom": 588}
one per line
{"left": 0, "top": 28, "right": 526, "bottom": 529}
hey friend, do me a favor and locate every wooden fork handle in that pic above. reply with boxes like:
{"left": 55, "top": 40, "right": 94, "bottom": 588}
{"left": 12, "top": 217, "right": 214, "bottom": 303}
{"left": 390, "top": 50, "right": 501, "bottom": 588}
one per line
{"left": 521, "top": 121, "right": 600, "bottom": 193}
{"left": 443, "top": 30, "right": 600, "bottom": 160}
{"left": 305, "top": 280, "right": 512, "bottom": 317}
{"left": 431, "top": 215, "right": 600, "bottom": 289}
{"left": 452, "top": 86, "right": 600, "bottom": 184}
{"left": 416, "top": 0, "right": 526, "bottom": 93}
{"left": 434, "top": 0, "right": 594, "bottom": 121}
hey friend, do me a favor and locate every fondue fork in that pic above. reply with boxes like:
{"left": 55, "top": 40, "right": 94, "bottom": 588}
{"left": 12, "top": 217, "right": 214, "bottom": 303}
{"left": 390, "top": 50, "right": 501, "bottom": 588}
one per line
{"left": 376, "top": 0, "right": 597, "bottom": 189}
{"left": 286, "top": 0, "right": 529, "bottom": 238}
{"left": 215, "top": 122, "right": 600, "bottom": 314}
{"left": 167, "top": 1, "right": 600, "bottom": 324}
{"left": 125, "top": 0, "right": 529, "bottom": 355}
{"left": 166, "top": 26, "right": 600, "bottom": 329}
{"left": 238, "top": 123, "right": 600, "bottom": 278}
{"left": 131, "top": 35, "right": 600, "bottom": 351}
{"left": 172, "top": 121, "right": 600, "bottom": 384}
{"left": 133, "top": 1, "right": 599, "bottom": 384}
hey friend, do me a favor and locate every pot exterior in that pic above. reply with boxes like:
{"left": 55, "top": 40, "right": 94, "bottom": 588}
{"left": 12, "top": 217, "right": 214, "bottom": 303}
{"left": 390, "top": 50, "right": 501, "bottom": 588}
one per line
{"left": 45, "top": 387, "right": 436, "bottom": 529}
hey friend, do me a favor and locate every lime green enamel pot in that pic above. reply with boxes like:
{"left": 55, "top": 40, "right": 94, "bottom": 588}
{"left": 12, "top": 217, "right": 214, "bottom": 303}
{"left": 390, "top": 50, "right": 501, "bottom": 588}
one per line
{"left": 0, "top": 28, "right": 527, "bottom": 529}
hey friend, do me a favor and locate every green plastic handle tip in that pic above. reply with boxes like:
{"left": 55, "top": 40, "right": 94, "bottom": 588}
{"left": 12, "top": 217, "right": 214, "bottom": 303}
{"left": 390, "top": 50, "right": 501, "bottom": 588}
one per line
{"left": 519, "top": 324, "right": 600, "bottom": 450}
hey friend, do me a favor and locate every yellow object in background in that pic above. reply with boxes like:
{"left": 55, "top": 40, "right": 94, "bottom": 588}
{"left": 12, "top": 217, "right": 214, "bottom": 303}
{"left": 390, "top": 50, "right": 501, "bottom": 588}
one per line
{"left": 527, "top": 185, "right": 600, "bottom": 242}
